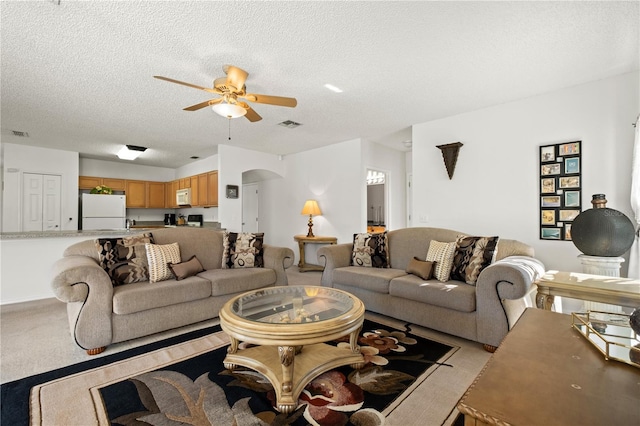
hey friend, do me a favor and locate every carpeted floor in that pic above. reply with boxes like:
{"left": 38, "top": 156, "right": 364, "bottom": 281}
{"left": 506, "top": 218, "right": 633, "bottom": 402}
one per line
{"left": 1, "top": 267, "right": 492, "bottom": 425}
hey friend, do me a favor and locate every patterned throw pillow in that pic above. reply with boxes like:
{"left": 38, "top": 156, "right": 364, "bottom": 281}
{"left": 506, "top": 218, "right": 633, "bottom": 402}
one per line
{"left": 146, "top": 242, "right": 181, "bottom": 283}
{"left": 450, "top": 236, "right": 500, "bottom": 285}
{"left": 351, "top": 232, "right": 390, "bottom": 268}
{"left": 222, "top": 232, "right": 264, "bottom": 269}
{"left": 425, "top": 240, "right": 457, "bottom": 282}
{"left": 95, "top": 233, "right": 154, "bottom": 286}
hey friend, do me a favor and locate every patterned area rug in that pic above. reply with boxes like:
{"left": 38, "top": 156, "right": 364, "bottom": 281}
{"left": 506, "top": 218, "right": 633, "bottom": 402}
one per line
{"left": 9, "top": 320, "right": 456, "bottom": 425}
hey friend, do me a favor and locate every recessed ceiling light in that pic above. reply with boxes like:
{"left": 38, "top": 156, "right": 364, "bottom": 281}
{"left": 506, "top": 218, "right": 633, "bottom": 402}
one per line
{"left": 324, "top": 84, "right": 343, "bottom": 93}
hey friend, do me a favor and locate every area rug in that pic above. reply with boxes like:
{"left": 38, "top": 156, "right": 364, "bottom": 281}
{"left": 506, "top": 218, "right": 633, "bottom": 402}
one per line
{"left": 9, "top": 320, "right": 456, "bottom": 425}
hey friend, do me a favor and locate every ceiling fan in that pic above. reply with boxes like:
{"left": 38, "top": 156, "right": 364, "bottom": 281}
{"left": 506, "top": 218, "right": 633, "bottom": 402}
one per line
{"left": 154, "top": 65, "right": 297, "bottom": 122}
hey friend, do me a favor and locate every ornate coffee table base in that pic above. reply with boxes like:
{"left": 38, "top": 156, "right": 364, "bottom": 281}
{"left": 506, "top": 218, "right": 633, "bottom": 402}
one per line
{"left": 224, "top": 337, "right": 364, "bottom": 413}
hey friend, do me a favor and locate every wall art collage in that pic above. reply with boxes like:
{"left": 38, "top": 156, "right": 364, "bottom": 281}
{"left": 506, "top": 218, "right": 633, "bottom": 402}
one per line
{"left": 539, "top": 141, "right": 582, "bottom": 240}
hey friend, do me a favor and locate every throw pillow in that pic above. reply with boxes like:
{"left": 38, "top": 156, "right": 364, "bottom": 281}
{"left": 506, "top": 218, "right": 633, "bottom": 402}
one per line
{"left": 222, "top": 232, "right": 265, "bottom": 269}
{"left": 425, "top": 240, "right": 457, "bottom": 282}
{"left": 450, "top": 235, "right": 500, "bottom": 285}
{"left": 146, "top": 242, "right": 181, "bottom": 283}
{"left": 168, "top": 255, "right": 205, "bottom": 281}
{"left": 406, "top": 257, "right": 435, "bottom": 280}
{"left": 95, "top": 233, "right": 154, "bottom": 286}
{"left": 351, "top": 232, "right": 390, "bottom": 268}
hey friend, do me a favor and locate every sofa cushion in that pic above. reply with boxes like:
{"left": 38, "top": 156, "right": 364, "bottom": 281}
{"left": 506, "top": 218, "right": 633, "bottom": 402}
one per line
{"left": 406, "top": 257, "right": 434, "bottom": 280}
{"left": 95, "top": 233, "right": 154, "bottom": 286}
{"left": 333, "top": 266, "right": 406, "bottom": 294}
{"left": 222, "top": 232, "right": 265, "bottom": 269}
{"left": 197, "top": 268, "right": 276, "bottom": 296}
{"left": 426, "top": 240, "right": 457, "bottom": 282}
{"left": 168, "top": 255, "right": 205, "bottom": 281}
{"left": 146, "top": 242, "right": 181, "bottom": 283}
{"left": 450, "top": 236, "right": 500, "bottom": 285}
{"left": 351, "top": 232, "right": 390, "bottom": 268}
{"left": 112, "top": 276, "right": 212, "bottom": 315}
{"left": 389, "top": 275, "right": 476, "bottom": 313}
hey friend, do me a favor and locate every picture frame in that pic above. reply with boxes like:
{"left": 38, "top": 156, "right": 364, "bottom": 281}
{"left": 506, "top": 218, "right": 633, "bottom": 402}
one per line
{"left": 564, "top": 157, "right": 580, "bottom": 174}
{"left": 541, "top": 164, "right": 561, "bottom": 175}
{"left": 541, "top": 196, "right": 561, "bottom": 207}
{"left": 559, "top": 141, "right": 580, "bottom": 155}
{"left": 564, "top": 191, "right": 580, "bottom": 207}
{"left": 541, "top": 146, "right": 555, "bottom": 162}
{"left": 541, "top": 178, "right": 555, "bottom": 194}
{"left": 225, "top": 185, "right": 239, "bottom": 199}
{"left": 559, "top": 176, "right": 580, "bottom": 189}
{"left": 541, "top": 228, "right": 561, "bottom": 240}
{"left": 538, "top": 141, "right": 581, "bottom": 241}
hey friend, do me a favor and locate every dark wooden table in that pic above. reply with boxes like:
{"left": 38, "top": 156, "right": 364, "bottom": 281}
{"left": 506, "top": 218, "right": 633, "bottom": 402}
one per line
{"left": 457, "top": 308, "right": 640, "bottom": 425}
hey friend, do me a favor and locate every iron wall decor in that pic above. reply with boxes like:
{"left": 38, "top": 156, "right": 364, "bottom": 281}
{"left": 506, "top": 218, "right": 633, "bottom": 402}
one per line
{"left": 539, "top": 141, "right": 581, "bottom": 240}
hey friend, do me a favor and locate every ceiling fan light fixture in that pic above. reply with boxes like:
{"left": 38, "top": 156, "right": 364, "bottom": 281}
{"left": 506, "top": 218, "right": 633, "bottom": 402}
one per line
{"left": 212, "top": 102, "right": 247, "bottom": 119}
{"left": 117, "top": 144, "right": 147, "bottom": 160}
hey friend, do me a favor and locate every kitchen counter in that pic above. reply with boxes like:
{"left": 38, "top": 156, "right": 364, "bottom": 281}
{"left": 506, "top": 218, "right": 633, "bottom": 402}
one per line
{"left": 0, "top": 229, "right": 154, "bottom": 240}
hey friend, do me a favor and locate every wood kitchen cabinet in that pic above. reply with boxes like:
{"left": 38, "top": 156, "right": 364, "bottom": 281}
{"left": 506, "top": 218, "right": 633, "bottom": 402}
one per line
{"left": 79, "top": 176, "right": 125, "bottom": 191}
{"left": 146, "top": 181, "right": 165, "bottom": 208}
{"left": 207, "top": 171, "right": 219, "bottom": 206}
{"left": 125, "top": 180, "right": 147, "bottom": 208}
{"left": 197, "top": 174, "right": 208, "bottom": 207}
{"left": 190, "top": 176, "right": 199, "bottom": 206}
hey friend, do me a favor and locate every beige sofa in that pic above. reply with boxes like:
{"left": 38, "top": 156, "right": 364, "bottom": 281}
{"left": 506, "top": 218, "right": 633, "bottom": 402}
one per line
{"left": 317, "top": 227, "right": 545, "bottom": 350}
{"left": 51, "top": 227, "right": 294, "bottom": 355}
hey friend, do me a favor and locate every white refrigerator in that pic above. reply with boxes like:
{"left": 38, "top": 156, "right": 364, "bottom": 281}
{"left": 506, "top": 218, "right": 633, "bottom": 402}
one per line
{"left": 81, "top": 194, "right": 126, "bottom": 230}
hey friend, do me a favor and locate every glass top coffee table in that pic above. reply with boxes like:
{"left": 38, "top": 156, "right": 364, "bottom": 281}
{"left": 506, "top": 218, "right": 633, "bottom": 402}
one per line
{"left": 219, "top": 286, "right": 365, "bottom": 413}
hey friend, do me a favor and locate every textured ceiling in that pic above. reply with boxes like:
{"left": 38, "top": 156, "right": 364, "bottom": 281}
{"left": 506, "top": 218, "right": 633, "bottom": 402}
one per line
{"left": 1, "top": 1, "right": 638, "bottom": 169}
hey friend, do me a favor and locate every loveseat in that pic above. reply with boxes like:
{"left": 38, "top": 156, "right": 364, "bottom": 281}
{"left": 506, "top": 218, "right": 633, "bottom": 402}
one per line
{"left": 317, "top": 227, "right": 545, "bottom": 350}
{"left": 51, "top": 227, "right": 294, "bottom": 355}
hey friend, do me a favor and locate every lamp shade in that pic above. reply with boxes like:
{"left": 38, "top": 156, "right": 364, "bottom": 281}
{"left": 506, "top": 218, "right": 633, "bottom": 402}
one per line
{"left": 212, "top": 102, "right": 247, "bottom": 119}
{"left": 301, "top": 200, "right": 322, "bottom": 216}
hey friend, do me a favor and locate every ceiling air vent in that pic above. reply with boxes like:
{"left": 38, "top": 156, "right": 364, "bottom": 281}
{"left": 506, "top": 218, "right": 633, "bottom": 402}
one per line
{"left": 11, "top": 130, "right": 29, "bottom": 137}
{"left": 278, "top": 120, "right": 301, "bottom": 129}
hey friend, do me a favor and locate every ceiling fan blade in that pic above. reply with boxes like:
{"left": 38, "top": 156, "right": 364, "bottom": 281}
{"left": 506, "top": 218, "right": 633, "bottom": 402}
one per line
{"left": 223, "top": 65, "right": 248, "bottom": 92}
{"left": 183, "top": 98, "right": 222, "bottom": 111}
{"left": 154, "top": 76, "right": 220, "bottom": 94}
{"left": 240, "top": 103, "right": 262, "bottom": 122}
{"left": 243, "top": 93, "right": 297, "bottom": 108}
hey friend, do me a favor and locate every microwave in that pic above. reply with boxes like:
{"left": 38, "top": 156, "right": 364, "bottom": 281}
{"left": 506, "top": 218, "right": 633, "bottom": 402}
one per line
{"left": 176, "top": 188, "right": 191, "bottom": 206}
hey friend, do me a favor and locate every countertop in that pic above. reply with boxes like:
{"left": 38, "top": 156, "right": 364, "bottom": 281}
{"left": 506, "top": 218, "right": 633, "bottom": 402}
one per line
{"left": 0, "top": 222, "right": 223, "bottom": 240}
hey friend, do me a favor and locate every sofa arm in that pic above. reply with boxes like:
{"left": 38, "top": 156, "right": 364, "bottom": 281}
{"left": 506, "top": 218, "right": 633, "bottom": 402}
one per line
{"left": 317, "top": 243, "right": 353, "bottom": 287}
{"left": 475, "top": 256, "right": 546, "bottom": 348}
{"left": 263, "top": 245, "right": 295, "bottom": 286}
{"left": 51, "top": 255, "right": 114, "bottom": 350}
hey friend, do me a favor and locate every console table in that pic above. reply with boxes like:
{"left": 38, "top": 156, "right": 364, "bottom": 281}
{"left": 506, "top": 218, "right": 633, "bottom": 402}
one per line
{"left": 294, "top": 235, "right": 337, "bottom": 272}
{"left": 457, "top": 308, "right": 640, "bottom": 425}
{"left": 535, "top": 270, "right": 640, "bottom": 310}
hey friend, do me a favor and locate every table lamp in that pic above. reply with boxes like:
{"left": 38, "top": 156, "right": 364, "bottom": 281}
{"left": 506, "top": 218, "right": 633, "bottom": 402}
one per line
{"left": 301, "top": 200, "right": 322, "bottom": 237}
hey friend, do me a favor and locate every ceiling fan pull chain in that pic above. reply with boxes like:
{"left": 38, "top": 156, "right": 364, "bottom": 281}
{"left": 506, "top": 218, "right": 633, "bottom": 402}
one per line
{"left": 228, "top": 118, "right": 231, "bottom": 140}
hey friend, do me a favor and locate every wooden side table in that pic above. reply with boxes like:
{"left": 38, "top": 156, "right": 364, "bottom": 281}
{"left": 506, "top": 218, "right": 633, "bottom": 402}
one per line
{"left": 535, "top": 270, "right": 640, "bottom": 310}
{"left": 293, "top": 235, "right": 337, "bottom": 272}
{"left": 457, "top": 308, "right": 640, "bottom": 426}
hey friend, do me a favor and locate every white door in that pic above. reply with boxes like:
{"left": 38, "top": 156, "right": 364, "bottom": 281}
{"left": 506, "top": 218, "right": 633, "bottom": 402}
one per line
{"left": 22, "top": 173, "right": 62, "bottom": 231}
{"left": 242, "top": 183, "right": 259, "bottom": 233}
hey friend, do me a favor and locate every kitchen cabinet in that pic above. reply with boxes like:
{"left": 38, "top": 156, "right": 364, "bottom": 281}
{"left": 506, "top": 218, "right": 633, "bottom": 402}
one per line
{"left": 125, "top": 180, "right": 147, "bottom": 208}
{"left": 79, "top": 176, "right": 126, "bottom": 191}
{"left": 207, "top": 171, "right": 218, "bottom": 206}
{"left": 197, "top": 174, "right": 208, "bottom": 207}
{"left": 147, "top": 181, "right": 165, "bottom": 208}
{"left": 190, "top": 176, "right": 199, "bottom": 206}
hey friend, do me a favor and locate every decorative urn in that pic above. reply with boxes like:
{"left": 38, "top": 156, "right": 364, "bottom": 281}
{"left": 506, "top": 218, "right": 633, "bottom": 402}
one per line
{"left": 571, "top": 194, "right": 635, "bottom": 257}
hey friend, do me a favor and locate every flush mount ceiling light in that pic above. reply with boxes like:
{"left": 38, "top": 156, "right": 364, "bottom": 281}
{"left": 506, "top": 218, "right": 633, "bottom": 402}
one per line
{"left": 117, "top": 144, "right": 147, "bottom": 160}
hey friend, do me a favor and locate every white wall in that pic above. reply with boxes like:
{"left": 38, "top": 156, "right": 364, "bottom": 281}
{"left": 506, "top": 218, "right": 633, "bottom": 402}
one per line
{"left": 217, "top": 144, "right": 285, "bottom": 233}
{"left": 80, "top": 158, "right": 175, "bottom": 181}
{"left": 412, "top": 72, "right": 639, "bottom": 276}
{"left": 2, "top": 144, "right": 79, "bottom": 232}
{"left": 260, "top": 139, "right": 365, "bottom": 263}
